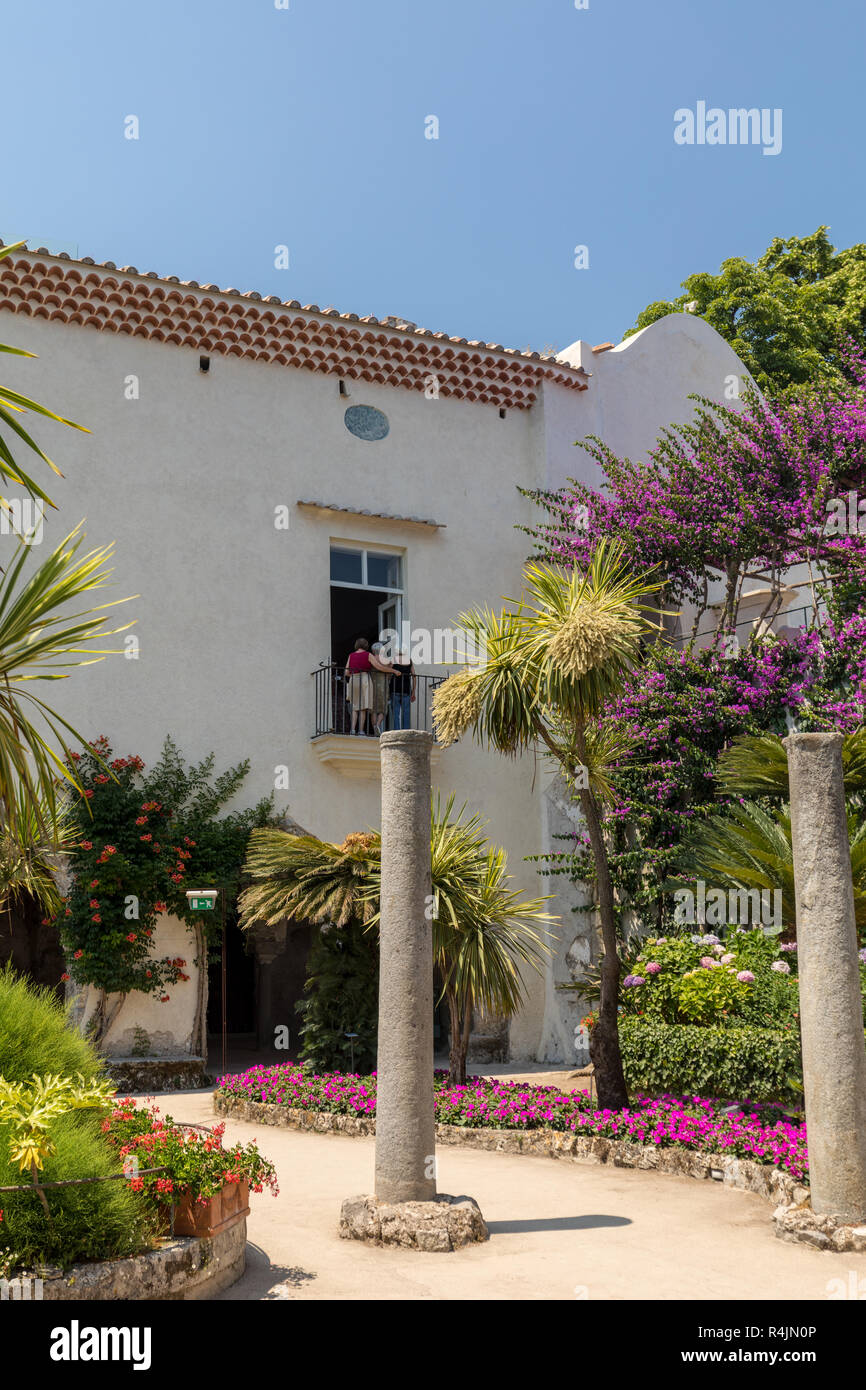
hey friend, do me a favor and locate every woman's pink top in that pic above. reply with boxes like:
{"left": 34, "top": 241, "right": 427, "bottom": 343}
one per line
{"left": 347, "top": 650, "right": 371, "bottom": 672}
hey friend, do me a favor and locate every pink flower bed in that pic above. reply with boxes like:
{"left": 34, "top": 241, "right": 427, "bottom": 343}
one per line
{"left": 216, "top": 1064, "right": 809, "bottom": 1181}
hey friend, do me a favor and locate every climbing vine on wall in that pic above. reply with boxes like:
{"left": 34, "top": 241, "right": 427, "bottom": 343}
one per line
{"left": 56, "top": 735, "right": 276, "bottom": 1000}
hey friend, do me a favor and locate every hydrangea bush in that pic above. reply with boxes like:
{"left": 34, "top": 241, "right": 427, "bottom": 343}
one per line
{"left": 609, "top": 928, "right": 803, "bottom": 1029}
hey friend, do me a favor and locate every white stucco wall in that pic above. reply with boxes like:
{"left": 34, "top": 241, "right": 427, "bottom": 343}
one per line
{"left": 71, "top": 915, "right": 203, "bottom": 1058}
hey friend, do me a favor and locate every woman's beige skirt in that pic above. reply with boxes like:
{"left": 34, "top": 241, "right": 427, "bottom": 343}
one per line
{"left": 347, "top": 671, "right": 373, "bottom": 712}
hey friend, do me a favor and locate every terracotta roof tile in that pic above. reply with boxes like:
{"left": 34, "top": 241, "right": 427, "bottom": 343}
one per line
{"left": 0, "top": 244, "right": 590, "bottom": 410}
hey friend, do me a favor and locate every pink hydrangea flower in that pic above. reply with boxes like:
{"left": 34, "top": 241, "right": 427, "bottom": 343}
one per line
{"left": 737, "top": 970, "right": 755, "bottom": 984}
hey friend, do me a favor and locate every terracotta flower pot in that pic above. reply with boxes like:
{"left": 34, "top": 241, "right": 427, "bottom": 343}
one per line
{"left": 171, "top": 1180, "right": 250, "bottom": 1238}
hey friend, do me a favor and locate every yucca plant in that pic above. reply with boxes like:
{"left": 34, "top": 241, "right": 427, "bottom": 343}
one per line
{"left": 0, "top": 525, "right": 134, "bottom": 840}
{"left": 433, "top": 539, "right": 664, "bottom": 1108}
{"left": 0, "top": 783, "right": 75, "bottom": 918}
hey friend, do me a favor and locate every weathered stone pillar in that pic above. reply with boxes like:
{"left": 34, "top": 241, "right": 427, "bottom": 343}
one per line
{"left": 785, "top": 731, "right": 866, "bottom": 1222}
{"left": 339, "top": 729, "right": 487, "bottom": 1250}
{"left": 375, "top": 729, "right": 436, "bottom": 1203}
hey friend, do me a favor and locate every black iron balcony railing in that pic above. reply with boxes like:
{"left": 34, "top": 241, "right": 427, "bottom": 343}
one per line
{"left": 312, "top": 662, "right": 444, "bottom": 738}
{"left": 671, "top": 603, "right": 817, "bottom": 650}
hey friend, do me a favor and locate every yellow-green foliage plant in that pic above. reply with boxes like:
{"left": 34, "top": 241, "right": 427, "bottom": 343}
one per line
{"left": 0, "top": 967, "right": 153, "bottom": 1273}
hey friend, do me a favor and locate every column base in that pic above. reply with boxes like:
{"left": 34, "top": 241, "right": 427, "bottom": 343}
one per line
{"left": 773, "top": 1201, "right": 866, "bottom": 1252}
{"left": 339, "top": 1193, "right": 488, "bottom": 1251}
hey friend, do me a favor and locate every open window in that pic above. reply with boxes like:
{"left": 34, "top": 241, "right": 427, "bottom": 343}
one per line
{"left": 329, "top": 544, "right": 404, "bottom": 663}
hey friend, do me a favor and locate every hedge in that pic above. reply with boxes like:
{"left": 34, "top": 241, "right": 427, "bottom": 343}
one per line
{"left": 619, "top": 1018, "right": 802, "bottom": 1102}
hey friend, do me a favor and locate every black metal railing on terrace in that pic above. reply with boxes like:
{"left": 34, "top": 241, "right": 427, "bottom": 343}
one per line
{"left": 670, "top": 604, "right": 817, "bottom": 650}
{"left": 312, "top": 663, "right": 445, "bottom": 739}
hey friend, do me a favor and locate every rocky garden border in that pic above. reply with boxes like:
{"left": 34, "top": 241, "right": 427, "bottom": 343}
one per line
{"left": 16, "top": 1219, "right": 246, "bottom": 1301}
{"left": 214, "top": 1092, "right": 866, "bottom": 1253}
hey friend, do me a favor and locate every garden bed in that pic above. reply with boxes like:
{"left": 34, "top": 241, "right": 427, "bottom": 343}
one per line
{"left": 214, "top": 1061, "right": 810, "bottom": 1185}
{"left": 215, "top": 1086, "right": 807, "bottom": 1207}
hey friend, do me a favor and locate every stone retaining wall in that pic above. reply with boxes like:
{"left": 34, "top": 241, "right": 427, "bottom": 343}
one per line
{"left": 104, "top": 1057, "right": 207, "bottom": 1093}
{"left": 28, "top": 1219, "right": 245, "bottom": 1301}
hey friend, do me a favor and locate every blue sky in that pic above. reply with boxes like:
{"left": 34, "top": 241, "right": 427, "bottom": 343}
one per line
{"left": 2, "top": 0, "right": 862, "bottom": 352}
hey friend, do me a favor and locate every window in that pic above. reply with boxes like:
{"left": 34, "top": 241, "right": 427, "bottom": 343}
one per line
{"left": 329, "top": 544, "right": 405, "bottom": 663}
{"left": 330, "top": 547, "right": 363, "bottom": 586}
{"left": 329, "top": 546, "right": 403, "bottom": 592}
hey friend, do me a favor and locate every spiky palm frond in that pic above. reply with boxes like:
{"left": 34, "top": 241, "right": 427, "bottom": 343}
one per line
{"left": 517, "top": 541, "right": 665, "bottom": 724}
{"left": 435, "top": 844, "right": 555, "bottom": 1017}
{"left": 240, "top": 797, "right": 557, "bottom": 1024}
{"left": 717, "top": 729, "right": 866, "bottom": 801}
{"left": 0, "top": 783, "right": 75, "bottom": 917}
{"left": 433, "top": 607, "right": 541, "bottom": 753}
{"left": 0, "top": 525, "right": 135, "bottom": 839}
{"left": 433, "top": 540, "right": 665, "bottom": 757}
{"left": 238, "top": 827, "right": 381, "bottom": 931}
{"left": 672, "top": 799, "right": 866, "bottom": 934}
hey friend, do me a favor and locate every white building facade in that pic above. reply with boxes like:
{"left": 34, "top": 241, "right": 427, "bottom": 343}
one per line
{"left": 0, "top": 246, "right": 754, "bottom": 1068}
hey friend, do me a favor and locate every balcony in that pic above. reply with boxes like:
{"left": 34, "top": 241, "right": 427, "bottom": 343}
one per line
{"left": 311, "top": 663, "right": 445, "bottom": 778}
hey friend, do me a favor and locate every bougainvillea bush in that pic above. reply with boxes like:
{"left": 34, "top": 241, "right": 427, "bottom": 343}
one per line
{"left": 551, "top": 637, "right": 866, "bottom": 940}
{"left": 102, "top": 1098, "right": 279, "bottom": 1208}
{"left": 523, "top": 341, "right": 866, "bottom": 631}
{"left": 56, "top": 736, "right": 275, "bottom": 1003}
{"left": 215, "top": 1063, "right": 809, "bottom": 1181}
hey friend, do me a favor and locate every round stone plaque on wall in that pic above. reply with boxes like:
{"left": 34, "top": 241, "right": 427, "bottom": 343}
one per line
{"left": 344, "top": 405, "right": 390, "bottom": 441}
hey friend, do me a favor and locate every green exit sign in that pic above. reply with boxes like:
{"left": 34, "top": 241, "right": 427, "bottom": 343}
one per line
{"left": 186, "top": 891, "right": 218, "bottom": 912}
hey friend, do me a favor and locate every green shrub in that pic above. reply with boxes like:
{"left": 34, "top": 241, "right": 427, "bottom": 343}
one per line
{"left": 0, "top": 964, "right": 104, "bottom": 1083}
{"left": 676, "top": 965, "right": 750, "bottom": 1024}
{"left": 296, "top": 920, "right": 378, "bottom": 1074}
{"left": 0, "top": 967, "right": 152, "bottom": 1273}
{"left": 619, "top": 1018, "right": 802, "bottom": 1102}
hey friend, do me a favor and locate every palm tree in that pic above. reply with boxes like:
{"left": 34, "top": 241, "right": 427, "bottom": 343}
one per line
{"left": 380, "top": 795, "right": 555, "bottom": 1084}
{"left": 0, "top": 526, "right": 134, "bottom": 841}
{"left": 239, "top": 803, "right": 555, "bottom": 1083}
{"left": 672, "top": 731, "right": 866, "bottom": 937}
{"left": 432, "top": 540, "right": 664, "bottom": 1109}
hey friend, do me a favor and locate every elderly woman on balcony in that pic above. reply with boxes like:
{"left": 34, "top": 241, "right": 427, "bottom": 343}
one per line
{"left": 345, "top": 638, "right": 396, "bottom": 736}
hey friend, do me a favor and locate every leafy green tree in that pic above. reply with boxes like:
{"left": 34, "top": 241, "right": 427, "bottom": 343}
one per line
{"left": 626, "top": 227, "right": 866, "bottom": 393}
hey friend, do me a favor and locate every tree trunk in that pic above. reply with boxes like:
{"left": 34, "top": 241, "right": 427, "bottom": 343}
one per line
{"left": 579, "top": 785, "right": 628, "bottom": 1110}
{"left": 446, "top": 985, "right": 468, "bottom": 1086}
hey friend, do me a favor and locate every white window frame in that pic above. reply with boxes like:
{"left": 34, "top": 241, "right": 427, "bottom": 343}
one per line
{"left": 329, "top": 543, "right": 405, "bottom": 595}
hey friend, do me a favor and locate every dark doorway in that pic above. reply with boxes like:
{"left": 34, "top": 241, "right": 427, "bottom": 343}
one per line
{"left": 0, "top": 893, "right": 65, "bottom": 993}
{"left": 330, "top": 586, "right": 393, "bottom": 663}
{"left": 207, "top": 916, "right": 256, "bottom": 1037}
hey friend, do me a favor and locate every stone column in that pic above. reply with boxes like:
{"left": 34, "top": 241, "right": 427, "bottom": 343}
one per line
{"left": 785, "top": 731, "right": 866, "bottom": 1222}
{"left": 374, "top": 729, "right": 436, "bottom": 1203}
